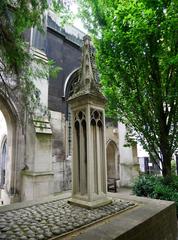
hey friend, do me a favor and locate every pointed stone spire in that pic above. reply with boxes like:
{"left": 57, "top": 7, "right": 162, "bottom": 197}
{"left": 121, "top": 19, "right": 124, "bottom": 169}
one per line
{"left": 80, "top": 35, "right": 98, "bottom": 85}
{"left": 69, "top": 35, "right": 105, "bottom": 101}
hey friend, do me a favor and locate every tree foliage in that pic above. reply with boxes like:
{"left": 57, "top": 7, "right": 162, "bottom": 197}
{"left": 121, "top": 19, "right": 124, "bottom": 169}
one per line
{"left": 78, "top": 0, "right": 178, "bottom": 177}
{"left": 0, "top": 0, "right": 70, "bottom": 115}
{"left": 0, "top": 0, "right": 47, "bottom": 74}
{"left": 0, "top": 0, "right": 48, "bottom": 118}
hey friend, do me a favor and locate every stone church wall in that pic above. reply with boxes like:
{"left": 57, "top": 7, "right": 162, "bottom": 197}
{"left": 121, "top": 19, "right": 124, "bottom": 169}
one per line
{"left": 50, "top": 110, "right": 72, "bottom": 193}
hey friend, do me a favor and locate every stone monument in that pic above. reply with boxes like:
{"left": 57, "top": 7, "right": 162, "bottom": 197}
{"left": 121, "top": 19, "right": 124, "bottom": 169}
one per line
{"left": 68, "top": 35, "right": 111, "bottom": 208}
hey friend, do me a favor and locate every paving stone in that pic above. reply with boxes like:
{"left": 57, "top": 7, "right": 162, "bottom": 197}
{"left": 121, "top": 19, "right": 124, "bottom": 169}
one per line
{"left": 20, "top": 236, "right": 28, "bottom": 240}
{"left": 36, "top": 234, "right": 45, "bottom": 240}
{"left": 44, "top": 230, "right": 53, "bottom": 237}
{"left": 0, "top": 234, "right": 7, "bottom": 239}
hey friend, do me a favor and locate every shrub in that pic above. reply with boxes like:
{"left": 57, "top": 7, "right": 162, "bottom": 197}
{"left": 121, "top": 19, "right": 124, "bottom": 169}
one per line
{"left": 132, "top": 174, "right": 158, "bottom": 197}
{"left": 132, "top": 174, "right": 178, "bottom": 217}
{"left": 171, "top": 160, "right": 177, "bottom": 175}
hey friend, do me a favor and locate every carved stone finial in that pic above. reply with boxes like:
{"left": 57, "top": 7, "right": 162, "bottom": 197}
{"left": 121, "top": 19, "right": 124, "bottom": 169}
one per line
{"left": 81, "top": 35, "right": 99, "bottom": 84}
{"left": 83, "top": 35, "right": 91, "bottom": 42}
{"left": 69, "top": 35, "right": 105, "bottom": 100}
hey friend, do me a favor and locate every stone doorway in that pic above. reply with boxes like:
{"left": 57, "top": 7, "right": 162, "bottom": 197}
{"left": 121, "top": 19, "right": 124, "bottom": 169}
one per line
{"left": 106, "top": 140, "right": 120, "bottom": 192}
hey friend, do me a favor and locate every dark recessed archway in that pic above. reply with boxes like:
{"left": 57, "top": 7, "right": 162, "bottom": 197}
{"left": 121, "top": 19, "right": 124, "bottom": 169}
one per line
{"left": 63, "top": 69, "right": 80, "bottom": 157}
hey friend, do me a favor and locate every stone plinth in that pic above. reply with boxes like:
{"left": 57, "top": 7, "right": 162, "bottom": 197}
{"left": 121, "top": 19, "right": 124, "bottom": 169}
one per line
{"left": 21, "top": 170, "right": 54, "bottom": 201}
{"left": 68, "top": 95, "right": 111, "bottom": 208}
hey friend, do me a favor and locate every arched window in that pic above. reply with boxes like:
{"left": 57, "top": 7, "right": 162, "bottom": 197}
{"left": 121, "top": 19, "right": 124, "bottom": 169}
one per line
{"left": 0, "top": 135, "right": 7, "bottom": 188}
{"left": 64, "top": 69, "right": 79, "bottom": 157}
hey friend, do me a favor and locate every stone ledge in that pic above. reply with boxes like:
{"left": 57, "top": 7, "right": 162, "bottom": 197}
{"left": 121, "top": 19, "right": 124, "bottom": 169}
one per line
{"left": 33, "top": 119, "right": 52, "bottom": 134}
{"left": 0, "top": 192, "right": 71, "bottom": 213}
{"left": 58, "top": 193, "right": 177, "bottom": 240}
{"left": 30, "top": 47, "right": 48, "bottom": 62}
{"left": 21, "top": 170, "right": 54, "bottom": 177}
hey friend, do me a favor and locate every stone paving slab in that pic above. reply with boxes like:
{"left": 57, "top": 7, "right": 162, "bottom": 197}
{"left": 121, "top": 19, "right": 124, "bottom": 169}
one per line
{"left": 0, "top": 198, "right": 136, "bottom": 240}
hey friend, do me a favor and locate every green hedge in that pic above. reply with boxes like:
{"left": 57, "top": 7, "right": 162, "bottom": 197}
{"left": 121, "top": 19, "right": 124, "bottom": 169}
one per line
{"left": 132, "top": 174, "right": 178, "bottom": 216}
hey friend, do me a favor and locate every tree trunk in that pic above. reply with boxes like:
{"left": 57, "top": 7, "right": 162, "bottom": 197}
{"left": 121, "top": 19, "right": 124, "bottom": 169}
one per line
{"left": 161, "top": 151, "right": 172, "bottom": 178}
{"left": 158, "top": 107, "right": 172, "bottom": 178}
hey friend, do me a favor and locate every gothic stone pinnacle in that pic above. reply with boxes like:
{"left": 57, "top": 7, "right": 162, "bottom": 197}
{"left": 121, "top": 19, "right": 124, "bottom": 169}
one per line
{"left": 70, "top": 35, "right": 105, "bottom": 101}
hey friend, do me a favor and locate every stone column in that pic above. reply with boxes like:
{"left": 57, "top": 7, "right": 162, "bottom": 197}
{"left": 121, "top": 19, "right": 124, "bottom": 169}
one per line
{"left": 68, "top": 36, "right": 111, "bottom": 208}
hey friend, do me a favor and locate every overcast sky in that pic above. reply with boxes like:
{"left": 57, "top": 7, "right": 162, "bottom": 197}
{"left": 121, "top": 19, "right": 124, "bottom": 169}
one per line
{"left": 70, "top": 2, "right": 87, "bottom": 33}
{"left": 0, "top": 111, "right": 7, "bottom": 141}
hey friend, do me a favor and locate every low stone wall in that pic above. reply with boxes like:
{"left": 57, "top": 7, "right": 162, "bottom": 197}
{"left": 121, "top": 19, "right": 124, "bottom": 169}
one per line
{"left": 117, "top": 202, "right": 176, "bottom": 240}
{"left": 63, "top": 193, "right": 177, "bottom": 240}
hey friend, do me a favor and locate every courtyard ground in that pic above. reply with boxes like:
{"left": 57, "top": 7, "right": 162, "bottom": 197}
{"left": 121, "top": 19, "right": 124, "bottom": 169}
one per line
{"left": 0, "top": 188, "right": 177, "bottom": 240}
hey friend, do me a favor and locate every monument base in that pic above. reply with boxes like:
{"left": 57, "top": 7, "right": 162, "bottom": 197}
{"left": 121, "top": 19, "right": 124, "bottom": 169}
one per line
{"left": 68, "top": 197, "right": 112, "bottom": 209}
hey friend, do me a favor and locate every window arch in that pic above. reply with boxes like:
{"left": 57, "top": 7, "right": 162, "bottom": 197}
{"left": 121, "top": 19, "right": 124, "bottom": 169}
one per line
{"left": 0, "top": 135, "right": 7, "bottom": 188}
{"left": 64, "top": 69, "right": 80, "bottom": 157}
{"left": 106, "top": 140, "right": 119, "bottom": 179}
{"left": 63, "top": 68, "right": 79, "bottom": 100}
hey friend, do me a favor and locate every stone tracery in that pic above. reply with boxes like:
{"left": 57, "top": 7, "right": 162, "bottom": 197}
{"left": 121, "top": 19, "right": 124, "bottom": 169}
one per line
{"left": 74, "top": 110, "right": 87, "bottom": 195}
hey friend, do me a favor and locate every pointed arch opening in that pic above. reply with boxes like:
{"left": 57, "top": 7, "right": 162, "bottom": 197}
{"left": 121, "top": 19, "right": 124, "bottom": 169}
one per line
{"left": 64, "top": 69, "right": 80, "bottom": 158}
{"left": 0, "top": 134, "right": 7, "bottom": 188}
{"left": 106, "top": 140, "right": 120, "bottom": 192}
{"left": 0, "top": 93, "right": 20, "bottom": 204}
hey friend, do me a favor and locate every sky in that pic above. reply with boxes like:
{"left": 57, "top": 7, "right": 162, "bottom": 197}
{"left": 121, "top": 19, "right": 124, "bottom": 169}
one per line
{"left": 70, "top": 1, "right": 87, "bottom": 33}
{"left": 0, "top": 111, "right": 7, "bottom": 141}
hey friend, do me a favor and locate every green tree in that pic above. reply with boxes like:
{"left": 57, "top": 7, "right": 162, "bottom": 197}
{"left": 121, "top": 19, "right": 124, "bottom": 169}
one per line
{"left": 0, "top": 0, "right": 50, "bottom": 117}
{"left": 78, "top": 0, "right": 178, "bottom": 177}
{"left": 0, "top": 0, "right": 71, "bottom": 113}
{"left": 0, "top": 0, "right": 48, "bottom": 80}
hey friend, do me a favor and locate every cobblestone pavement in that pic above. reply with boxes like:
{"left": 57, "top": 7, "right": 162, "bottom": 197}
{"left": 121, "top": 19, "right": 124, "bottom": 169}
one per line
{"left": 0, "top": 198, "right": 135, "bottom": 240}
